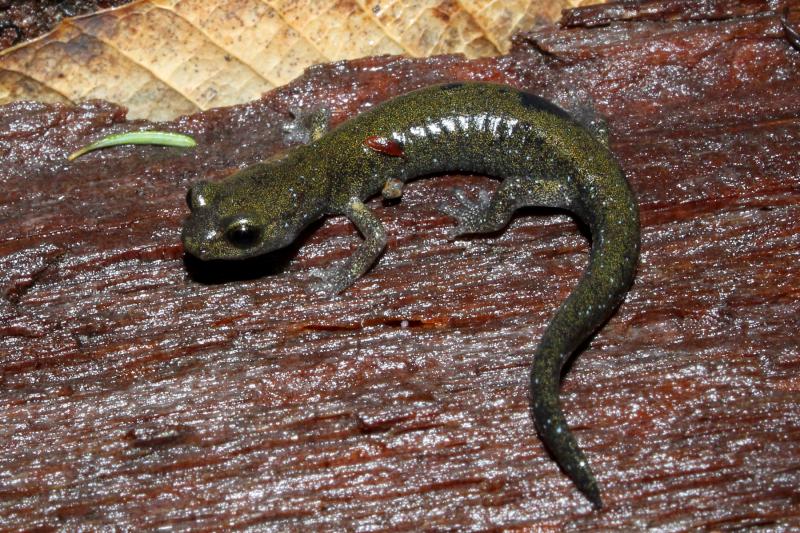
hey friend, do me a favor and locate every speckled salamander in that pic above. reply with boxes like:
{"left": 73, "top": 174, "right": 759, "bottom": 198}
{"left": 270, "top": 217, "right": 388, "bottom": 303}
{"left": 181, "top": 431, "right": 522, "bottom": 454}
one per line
{"left": 182, "top": 82, "right": 640, "bottom": 508}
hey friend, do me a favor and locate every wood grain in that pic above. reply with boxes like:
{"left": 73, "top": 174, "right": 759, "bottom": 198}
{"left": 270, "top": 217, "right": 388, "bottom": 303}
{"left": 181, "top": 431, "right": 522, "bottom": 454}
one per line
{"left": 1, "top": 0, "right": 799, "bottom": 528}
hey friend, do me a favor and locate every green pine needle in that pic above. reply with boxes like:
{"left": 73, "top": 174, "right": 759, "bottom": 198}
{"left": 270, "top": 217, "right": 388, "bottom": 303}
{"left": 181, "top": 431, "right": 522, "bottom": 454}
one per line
{"left": 68, "top": 131, "right": 197, "bottom": 161}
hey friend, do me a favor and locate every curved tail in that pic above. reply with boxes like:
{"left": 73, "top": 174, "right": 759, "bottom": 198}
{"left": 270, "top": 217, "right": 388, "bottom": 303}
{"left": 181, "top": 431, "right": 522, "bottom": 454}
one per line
{"left": 530, "top": 180, "right": 640, "bottom": 509}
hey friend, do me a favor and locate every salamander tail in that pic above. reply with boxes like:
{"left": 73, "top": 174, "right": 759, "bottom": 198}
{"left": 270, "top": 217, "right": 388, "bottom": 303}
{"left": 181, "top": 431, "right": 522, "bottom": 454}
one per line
{"left": 530, "top": 361, "right": 603, "bottom": 509}
{"left": 527, "top": 174, "right": 639, "bottom": 508}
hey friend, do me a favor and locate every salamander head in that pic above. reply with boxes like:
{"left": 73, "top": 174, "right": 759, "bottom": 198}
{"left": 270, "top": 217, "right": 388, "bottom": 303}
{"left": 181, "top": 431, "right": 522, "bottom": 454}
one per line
{"left": 182, "top": 164, "right": 322, "bottom": 260}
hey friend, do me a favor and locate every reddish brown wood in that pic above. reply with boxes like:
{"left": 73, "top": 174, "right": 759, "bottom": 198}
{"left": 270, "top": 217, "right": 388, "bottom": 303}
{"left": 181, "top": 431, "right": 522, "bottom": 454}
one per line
{"left": 0, "top": 1, "right": 132, "bottom": 50}
{"left": 560, "top": 0, "right": 772, "bottom": 27}
{"left": 1, "top": 0, "right": 799, "bottom": 529}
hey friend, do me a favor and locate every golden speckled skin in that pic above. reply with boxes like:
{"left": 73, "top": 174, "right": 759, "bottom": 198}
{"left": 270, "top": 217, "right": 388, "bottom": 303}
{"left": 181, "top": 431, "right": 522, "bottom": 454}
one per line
{"left": 183, "top": 83, "right": 640, "bottom": 509}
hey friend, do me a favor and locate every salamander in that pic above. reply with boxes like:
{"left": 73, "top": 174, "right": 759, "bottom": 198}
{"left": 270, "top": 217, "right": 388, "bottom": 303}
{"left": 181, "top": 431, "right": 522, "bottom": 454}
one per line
{"left": 182, "top": 82, "right": 640, "bottom": 509}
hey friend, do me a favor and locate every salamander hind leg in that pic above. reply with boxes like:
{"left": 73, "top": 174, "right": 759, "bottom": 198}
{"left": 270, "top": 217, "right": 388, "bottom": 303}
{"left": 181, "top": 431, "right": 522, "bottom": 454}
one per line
{"left": 439, "top": 177, "right": 573, "bottom": 240}
{"left": 438, "top": 187, "right": 494, "bottom": 240}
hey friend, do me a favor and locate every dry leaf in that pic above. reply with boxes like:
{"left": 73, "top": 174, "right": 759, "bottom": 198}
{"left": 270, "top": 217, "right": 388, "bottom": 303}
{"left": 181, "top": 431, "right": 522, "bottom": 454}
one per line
{"left": 0, "top": 0, "right": 593, "bottom": 120}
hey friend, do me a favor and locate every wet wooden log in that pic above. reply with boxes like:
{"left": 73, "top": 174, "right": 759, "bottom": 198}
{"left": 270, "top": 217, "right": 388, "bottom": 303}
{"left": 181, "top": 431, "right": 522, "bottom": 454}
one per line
{"left": 0, "top": 1, "right": 132, "bottom": 50}
{"left": 1, "top": 0, "right": 799, "bottom": 528}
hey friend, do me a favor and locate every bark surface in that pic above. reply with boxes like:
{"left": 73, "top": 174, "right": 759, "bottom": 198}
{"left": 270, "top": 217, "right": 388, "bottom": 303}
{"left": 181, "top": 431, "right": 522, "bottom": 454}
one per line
{"left": 1, "top": 0, "right": 799, "bottom": 529}
{"left": 0, "top": 1, "right": 131, "bottom": 50}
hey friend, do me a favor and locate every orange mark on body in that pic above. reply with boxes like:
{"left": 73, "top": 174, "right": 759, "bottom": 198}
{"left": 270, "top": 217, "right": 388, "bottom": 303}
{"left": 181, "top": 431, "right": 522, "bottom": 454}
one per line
{"left": 364, "top": 135, "right": 405, "bottom": 157}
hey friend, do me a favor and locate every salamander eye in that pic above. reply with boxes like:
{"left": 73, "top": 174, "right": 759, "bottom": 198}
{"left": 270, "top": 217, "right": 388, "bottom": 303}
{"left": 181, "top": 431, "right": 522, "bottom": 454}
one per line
{"left": 225, "top": 220, "right": 261, "bottom": 249}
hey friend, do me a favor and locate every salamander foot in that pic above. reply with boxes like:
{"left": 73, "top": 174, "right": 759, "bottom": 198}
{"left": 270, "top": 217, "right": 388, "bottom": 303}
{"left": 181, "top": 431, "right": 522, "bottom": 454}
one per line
{"left": 438, "top": 187, "right": 493, "bottom": 240}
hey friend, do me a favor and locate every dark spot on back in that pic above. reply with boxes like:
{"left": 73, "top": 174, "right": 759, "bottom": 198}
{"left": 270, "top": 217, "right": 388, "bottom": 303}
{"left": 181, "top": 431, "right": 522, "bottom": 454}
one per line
{"left": 440, "top": 82, "right": 465, "bottom": 91}
{"left": 519, "top": 92, "right": 572, "bottom": 120}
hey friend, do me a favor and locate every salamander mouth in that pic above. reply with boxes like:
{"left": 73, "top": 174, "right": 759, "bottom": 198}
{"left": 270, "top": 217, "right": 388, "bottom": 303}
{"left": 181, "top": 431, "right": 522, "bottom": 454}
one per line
{"left": 182, "top": 216, "right": 293, "bottom": 261}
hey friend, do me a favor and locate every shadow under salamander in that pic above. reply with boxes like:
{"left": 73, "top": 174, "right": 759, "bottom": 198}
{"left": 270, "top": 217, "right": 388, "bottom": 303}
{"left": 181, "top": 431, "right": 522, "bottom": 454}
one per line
{"left": 182, "top": 219, "right": 324, "bottom": 285}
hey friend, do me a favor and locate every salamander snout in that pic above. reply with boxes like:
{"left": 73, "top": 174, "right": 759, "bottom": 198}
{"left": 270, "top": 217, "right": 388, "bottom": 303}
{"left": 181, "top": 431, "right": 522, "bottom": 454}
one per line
{"left": 186, "top": 181, "right": 216, "bottom": 211}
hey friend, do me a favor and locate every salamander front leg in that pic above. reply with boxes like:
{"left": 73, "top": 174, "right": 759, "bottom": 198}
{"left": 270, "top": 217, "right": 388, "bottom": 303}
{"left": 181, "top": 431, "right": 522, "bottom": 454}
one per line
{"left": 308, "top": 198, "right": 387, "bottom": 295}
{"left": 283, "top": 107, "right": 331, "bottom": 144}
{"left": 440, "top": 177, "right": 572, "bottom": 240}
